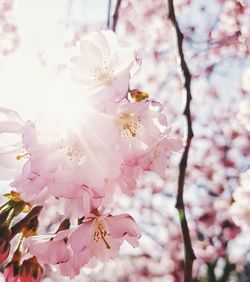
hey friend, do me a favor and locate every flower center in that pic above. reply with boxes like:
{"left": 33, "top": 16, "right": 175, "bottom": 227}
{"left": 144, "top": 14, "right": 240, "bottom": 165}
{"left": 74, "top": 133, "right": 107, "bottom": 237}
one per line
{"left": 62, "top": 138, "right": 86, "bottom": 165}
{"left": 93, "top": 221, "right": 111, "bottom": 249}
{"left": 90, "top": 61, "right": 114, "bottom": 85}
{"left": 120, "top": 114, "right": 141, "bottom": 138}
{"left": 153, "top": 150, "right": 161, "bottom": 159}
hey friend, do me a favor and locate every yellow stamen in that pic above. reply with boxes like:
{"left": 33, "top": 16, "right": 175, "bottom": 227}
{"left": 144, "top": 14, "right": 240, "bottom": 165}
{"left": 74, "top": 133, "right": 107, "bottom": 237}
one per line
{"left": 123, "top": 123, "right": 136, "bottom": 137}
{"left": 64, "top": 138, "right": 86, "bottom": 164}
{"left": 16, "top": 152, "right": 29, "bottom": 160}
{"left": 93, "top": 222, "right": 111, "bottom": 249}
{"left": 120, "top": 114, "right": 141, "bottom": 138}
{"left": 91, "top": 61, "right": 114, "bottom": 85}
{"left": 98, "top": 224, "right": 111, "bottom": 249}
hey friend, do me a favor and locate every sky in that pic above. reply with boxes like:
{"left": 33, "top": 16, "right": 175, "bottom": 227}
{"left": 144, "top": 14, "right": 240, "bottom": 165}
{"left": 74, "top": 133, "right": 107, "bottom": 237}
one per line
{"left": 15, "top": 0, "right": 108, "bottom": 49}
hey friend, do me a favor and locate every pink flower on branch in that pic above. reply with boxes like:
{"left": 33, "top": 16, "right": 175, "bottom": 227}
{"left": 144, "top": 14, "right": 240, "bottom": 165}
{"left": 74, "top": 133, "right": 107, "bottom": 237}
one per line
{"left": 231, "top": 169, "right": 250, "bottom": 231}
{"left": 0, "top": 28, "right": 184, "bottom": 279}
{"left": 71, "top": 30, "right": 136, "bottom": 104}
{"left": 68, "top": 212, "right": 141, "bottom": 265}
{"left": 0, "top": 107, "right": 25, "bottom": 181}
{"left": 25, "top": 231, "right": 71, "bottom": 265}
{"left": 108, "top": 100, "right": 168, "bottom": 161}
{"left": 25, "top": 212, "right": 141, "bottom": 278}
{"left": 138, "top": 134, "right": 183, "bottom": 178}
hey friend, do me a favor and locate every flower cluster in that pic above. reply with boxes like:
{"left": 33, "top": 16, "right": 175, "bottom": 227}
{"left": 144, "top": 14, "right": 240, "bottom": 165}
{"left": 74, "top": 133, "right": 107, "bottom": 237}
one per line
{"left": 231, "top": 169, "right": 250, "bottom": 232}
{"left": 0, "top": 0, "right": 19, "bottom": 56}
{"left": 0, "top": 30, "right": 181, "bottom": 280}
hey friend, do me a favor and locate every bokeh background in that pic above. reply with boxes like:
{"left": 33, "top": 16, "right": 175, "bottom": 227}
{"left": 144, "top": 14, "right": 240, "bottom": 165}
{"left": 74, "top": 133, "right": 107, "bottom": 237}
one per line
{"left": 0, "top": 0, "right": 250, "bottom": 281}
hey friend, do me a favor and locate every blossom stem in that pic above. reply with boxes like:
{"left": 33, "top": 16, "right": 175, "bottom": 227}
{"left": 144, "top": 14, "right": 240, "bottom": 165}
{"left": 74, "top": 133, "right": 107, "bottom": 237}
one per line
{"left": 91, "top": 208, "right": 100, "bottom": 216}
{"left": 11, "top": 206, "right": 43, "bottom": 239}
{"left": 0, "top": 202, "right": 10, "bottom": 212}
{"left": 167, "top": 1, "right": 196, "bottom": 281}
{"left": 56, "top": 218, "right": 70, "bottom": 233}
{"left": 219, "top": 257, "right": 235, "bottom": 282}
{"left": 6, "top": 208, "right": 15, "bottom": 225}
{"left": 107, "top": 0, "right": 112, "bottom": 29}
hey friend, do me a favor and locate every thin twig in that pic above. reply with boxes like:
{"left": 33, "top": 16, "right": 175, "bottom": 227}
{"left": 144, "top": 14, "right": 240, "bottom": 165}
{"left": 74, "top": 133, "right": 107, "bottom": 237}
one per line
{"left": 219, "top": 258, "right": 235, "bottom": 282}
{"left": 11, "top": 206, "right": 43, "bottom": 239}
{"left": 112, "top": 0, "right": 122, "bottom": 32}
{"left": 207, "top": 263, "right": 216, "bottom": 282}
{"left": 107, "top": 0, "right": 112, "bottom": 29}
{"left": 167, "top": 1, "right": 196, "bottom": 282}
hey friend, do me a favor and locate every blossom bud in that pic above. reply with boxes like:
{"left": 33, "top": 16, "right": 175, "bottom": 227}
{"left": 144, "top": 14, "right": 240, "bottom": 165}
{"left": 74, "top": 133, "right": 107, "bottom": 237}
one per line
{"left": 0, "top": 239, "right": 10, "bottom": 266}
{"left": 20, "top": 256, "right": 43, "bottom": 282}
{"left": 4, "top": 261, "right": 21, "bottom": 282}
{"left": 130, "top": 89, "right": 149, "bottom": 102}
{"left": 4, "top": 248, "right": 22, "bottom": 282}
{"left": 0, "top": 225, "right": 11, "bottom": 265}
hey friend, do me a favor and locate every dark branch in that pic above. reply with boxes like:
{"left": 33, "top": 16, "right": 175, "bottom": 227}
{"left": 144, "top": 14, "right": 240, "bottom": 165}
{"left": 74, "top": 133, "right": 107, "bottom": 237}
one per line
{"left": 207, "top": 263, "right": 216, "bottom": 282}
{"left": 107, "top": 0, "right": 112, "bottom": 29}
{"left": 219, "top": 258, "right": 235, "bottom": 282}
{"left": 167, "top": 1, "right": 196, "bottom": 281}
{"left": 112, "top": 0, "right": 122, "bottom": 32}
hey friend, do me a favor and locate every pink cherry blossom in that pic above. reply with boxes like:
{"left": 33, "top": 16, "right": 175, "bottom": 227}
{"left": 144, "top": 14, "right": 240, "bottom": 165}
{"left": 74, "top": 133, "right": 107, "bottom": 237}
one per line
{"left": 102, "top": 164, "right": 142, "bottom": 204}
{"left": 26, "top": 231, "right": 71, "bottom": 265}
{"left": 71, "top": 30, "right": 136, "bottom": 103}
{"left": 22, "top": 112, "right": 122, "bottom": 196}
{"left": 57, "top": 250, "right": 90, "bottom": 279}
{"left": 107, "top": 100, "right": 168, "bottom": 161}
{"left": 25, "top": 231, "right": 90, "bottom": 279}
{"left": 12, "top": 161, "right": 49, "bottom": 205}
{"left": 0, "top": 26, "right": 186, "bottom": 280}
{"left": 238, "top": 99, "right": 250, "bottom": 131}
{"left": 0, "top": 0, "right": 19, "bottom": 56}
{"left": 231, "top": 169, "right": 250, "bottom": 231}
{"left": 138, "top": 134, "right": 183, "bottom": 178}
{"left": 0, "top": 107, "right": 25, "bottom": 180}
{"left": 0, "top": 0, "right": 248, "bottom": 278}
{"left": 69, "top": 213, "right": 141, "bottom": 263}
{"left": 61, "top": 185, "right": 103, "bottom": 218}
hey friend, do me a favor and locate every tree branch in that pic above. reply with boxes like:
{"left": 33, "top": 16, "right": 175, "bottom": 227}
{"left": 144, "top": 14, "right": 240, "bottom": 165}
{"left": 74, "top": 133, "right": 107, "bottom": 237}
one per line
{"left": 207, "top": 263, "right": 216, "bottom": 282}
{"left": 219, "top": 258, "right": 235, "bottom": 282}
{"left": 107, "top": 0, "right": 112, "bottom": 29}
{"left": 112, "top": 0, "right": 122, "bottom": 32}
{"left": 167, "top": 1, "right": 196, "bottom": 281}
